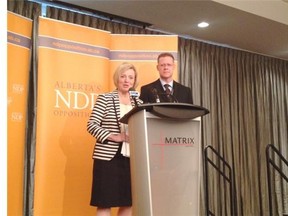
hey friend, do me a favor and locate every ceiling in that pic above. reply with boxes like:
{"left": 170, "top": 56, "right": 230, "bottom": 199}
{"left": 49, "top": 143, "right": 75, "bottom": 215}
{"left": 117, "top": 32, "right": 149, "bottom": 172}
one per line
{"left": 54, "top": 0, "right": 288, "bottom": 61}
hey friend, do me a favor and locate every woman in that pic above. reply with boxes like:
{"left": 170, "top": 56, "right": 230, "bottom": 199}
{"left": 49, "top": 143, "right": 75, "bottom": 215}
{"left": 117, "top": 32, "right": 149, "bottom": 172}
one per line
{"left": 87, "top": 62, "right": 142, "bottom": 216}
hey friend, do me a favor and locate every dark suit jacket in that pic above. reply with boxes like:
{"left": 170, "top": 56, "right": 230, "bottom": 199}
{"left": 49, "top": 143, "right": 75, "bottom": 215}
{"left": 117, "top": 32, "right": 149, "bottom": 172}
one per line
{"left": 140, "top": 79, "right": 193, "bottom": 104}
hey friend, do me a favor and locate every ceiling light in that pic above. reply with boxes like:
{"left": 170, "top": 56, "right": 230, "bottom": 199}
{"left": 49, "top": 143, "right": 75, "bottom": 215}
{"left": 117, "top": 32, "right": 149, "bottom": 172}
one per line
{"left": 198, "top": 22, "right": 209, "bottom": 28}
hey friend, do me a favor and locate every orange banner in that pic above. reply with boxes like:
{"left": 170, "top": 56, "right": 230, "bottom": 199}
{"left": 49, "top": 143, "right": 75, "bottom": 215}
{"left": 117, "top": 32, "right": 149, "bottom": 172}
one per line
{"left": 35, "top": 17, "right": 110, "bottom": 216}
{"left": 35, "top": 17, "right": 178, "bottom": 215}
{"left": 7, "top": 11, "right": 32, "bottom": 216}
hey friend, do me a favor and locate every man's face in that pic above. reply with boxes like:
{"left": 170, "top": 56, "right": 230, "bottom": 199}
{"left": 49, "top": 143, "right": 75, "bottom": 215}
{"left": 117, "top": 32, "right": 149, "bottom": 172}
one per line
{"left": 156, "top": 56, "right": 175, "bottom": 81}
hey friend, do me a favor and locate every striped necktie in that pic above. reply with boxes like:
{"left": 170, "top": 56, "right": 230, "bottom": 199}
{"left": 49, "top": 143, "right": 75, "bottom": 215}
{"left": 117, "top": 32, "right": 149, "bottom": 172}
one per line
{"left": 164, "top": 84, "right": 171, "bottom": 95}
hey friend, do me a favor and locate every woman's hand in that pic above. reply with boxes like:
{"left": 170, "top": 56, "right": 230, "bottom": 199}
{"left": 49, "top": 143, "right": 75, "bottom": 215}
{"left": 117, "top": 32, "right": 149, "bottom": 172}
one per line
{"left": 108, "top": 132, "right": 129, "bottom": 142}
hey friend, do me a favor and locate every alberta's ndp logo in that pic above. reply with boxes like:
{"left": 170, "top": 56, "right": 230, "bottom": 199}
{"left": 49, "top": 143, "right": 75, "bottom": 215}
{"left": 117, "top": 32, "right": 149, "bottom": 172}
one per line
{"left": 11, "top": 112, "right": 23, "bottom": 122}
{"left": 153, "top": 136, "right": 195, "bottom": 146}
{"left": 12, "top": 84, "right": 25, "bottom": 94}
{"left": 52, "top": 81, "right": 103, "bottom": 117}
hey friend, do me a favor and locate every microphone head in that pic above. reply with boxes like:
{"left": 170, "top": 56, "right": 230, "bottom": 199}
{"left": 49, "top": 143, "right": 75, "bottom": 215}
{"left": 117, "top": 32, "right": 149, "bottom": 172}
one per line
{"left": 151, "top": 88, "right": 158, "bottom": 95}
{"left": 151, "top": 88, "right": 160, "bottom": 103}
{"left": 129, "top": 87, "right": 139, "bottom": 97}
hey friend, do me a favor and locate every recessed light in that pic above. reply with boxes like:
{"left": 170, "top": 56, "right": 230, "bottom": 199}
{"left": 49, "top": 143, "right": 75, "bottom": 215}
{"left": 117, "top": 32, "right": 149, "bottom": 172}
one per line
{"left": 198, "top": 22, "right": 209, "bottom": 28}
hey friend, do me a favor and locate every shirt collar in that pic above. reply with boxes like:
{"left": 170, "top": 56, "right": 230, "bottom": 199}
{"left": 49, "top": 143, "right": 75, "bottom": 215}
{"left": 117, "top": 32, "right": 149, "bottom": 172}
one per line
{"left": 160, "top": 79, "right": 173, "bottom": 89}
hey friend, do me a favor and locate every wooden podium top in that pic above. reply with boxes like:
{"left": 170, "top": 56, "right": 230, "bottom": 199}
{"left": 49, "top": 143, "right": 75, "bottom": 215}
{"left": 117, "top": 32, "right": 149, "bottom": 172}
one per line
{"left": 119, "top": 102, "right": 209, "bottom": 124}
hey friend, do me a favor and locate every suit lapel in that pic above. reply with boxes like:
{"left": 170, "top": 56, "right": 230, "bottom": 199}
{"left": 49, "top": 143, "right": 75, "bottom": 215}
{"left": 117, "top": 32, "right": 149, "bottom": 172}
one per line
{"left": 155, "top": 79, "right": 165, "bottom": 94}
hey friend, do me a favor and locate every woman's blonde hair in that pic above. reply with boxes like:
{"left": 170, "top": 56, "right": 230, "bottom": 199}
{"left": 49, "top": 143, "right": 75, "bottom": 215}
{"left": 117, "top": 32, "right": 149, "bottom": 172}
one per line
{"left": 113, "top": 62, "right": 139, "bottom": 89}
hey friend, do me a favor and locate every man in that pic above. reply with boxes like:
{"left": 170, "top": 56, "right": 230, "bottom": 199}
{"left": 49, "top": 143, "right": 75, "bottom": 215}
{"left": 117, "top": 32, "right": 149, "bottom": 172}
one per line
{"left": 140, "top": 52, "right": 193, "bottom": 104}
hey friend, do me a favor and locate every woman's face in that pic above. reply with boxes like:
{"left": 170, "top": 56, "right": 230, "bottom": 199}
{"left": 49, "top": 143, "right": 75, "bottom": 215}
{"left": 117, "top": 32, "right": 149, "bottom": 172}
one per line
{"left": 117, "top": 68, "right": 136, "bottom": 93}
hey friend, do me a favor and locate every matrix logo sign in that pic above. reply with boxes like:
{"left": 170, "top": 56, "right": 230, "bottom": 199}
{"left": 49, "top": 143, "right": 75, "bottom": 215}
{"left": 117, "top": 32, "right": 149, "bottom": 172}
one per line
{"left": 153, "top": 136, "right": 195, "bottom": 147}
{"left": 151, "top": 134, "right": 197, "bottom": 168}
{"left": 53, "top": 81, "right": 103, "bottom": 118}
{"left": 165, "top": 137, "right": 195, "bottom": 146}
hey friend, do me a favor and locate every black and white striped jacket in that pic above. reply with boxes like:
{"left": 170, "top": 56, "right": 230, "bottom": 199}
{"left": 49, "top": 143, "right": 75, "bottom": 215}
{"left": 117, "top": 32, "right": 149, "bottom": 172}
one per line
{"left": 87, "top": 90, "right": 142, "bottom": 161}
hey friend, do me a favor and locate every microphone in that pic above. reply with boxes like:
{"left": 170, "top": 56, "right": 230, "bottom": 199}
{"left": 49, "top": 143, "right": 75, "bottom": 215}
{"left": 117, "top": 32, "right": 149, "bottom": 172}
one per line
{"left": 151, "top": 88, "right": 160, "bottom": 103}
{"left": 170, "top": 94, "right": 178, "bottom": 103}
{"left": 167, "top": 88, "right": 178, "bottom": 103}
{"left": 129, "top": 87, "right": 139, "bottom": 106}
{"left": 165, "top": 89, "right": 178, "bottom": 103}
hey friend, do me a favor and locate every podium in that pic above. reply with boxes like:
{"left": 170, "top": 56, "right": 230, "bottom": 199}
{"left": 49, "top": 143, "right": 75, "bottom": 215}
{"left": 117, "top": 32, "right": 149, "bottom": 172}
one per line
{"left": 120, "top": 103, "right": 209, "bottom": 216}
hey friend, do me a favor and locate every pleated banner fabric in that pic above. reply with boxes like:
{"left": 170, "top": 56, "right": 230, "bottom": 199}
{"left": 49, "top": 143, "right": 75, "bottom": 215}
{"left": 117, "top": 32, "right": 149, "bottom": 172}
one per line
{"left": 7, "top": 11, "right": 32, "bottom": 216}
{"left": 35, "top": 16, "right": 177, "bottom": 215}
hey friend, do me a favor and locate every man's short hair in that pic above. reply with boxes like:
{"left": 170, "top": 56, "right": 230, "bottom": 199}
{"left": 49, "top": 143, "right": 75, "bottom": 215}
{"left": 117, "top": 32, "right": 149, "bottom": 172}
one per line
{"left": 157, "top": 52, "right": 175, "bottom": 63}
